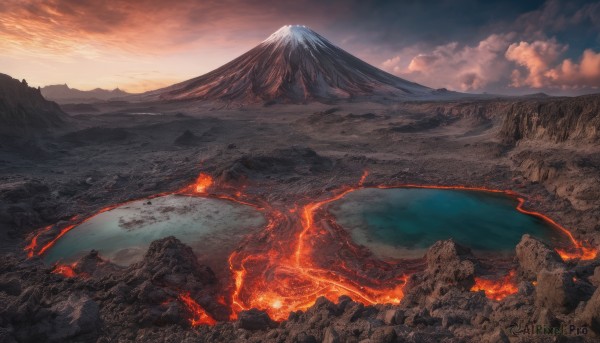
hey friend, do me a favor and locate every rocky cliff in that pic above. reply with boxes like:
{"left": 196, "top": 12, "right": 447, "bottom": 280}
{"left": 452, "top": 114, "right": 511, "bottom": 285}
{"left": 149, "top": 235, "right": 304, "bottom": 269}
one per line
{"left": 500, "top": 94, "right": 600, "bottom": 144}
{"left": 0, "top": 73, "right": 67, "bottom": 133}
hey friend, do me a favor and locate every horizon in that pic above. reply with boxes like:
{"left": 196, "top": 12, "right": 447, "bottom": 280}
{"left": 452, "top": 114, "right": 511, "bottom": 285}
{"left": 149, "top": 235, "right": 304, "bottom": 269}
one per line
{"left": 1, "top": 0, "right": 599, "bottom": 95}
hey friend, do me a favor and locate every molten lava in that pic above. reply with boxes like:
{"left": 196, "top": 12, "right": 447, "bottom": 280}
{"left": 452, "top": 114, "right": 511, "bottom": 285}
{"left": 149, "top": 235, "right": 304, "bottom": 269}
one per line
{"left": 471, "top": 270, "right": 518, "bottom": 301}
{"left": 24, "top": 224, "right": 52, "bottom": 258}
{"left": 178, "top": 292, "right": 217, "bottom": 326}
{"left": 52, "top": 263, "right": 78, "bottom": 278}
{"left": 228, "top": 171, "right": 408, "bottom": 321}
{"left": 512, "top": 197, "right": 597, "bottom": 261}
{"left": 194, "top": 173, "right": 214, "bottom": 193}
{"left": 24, "top": 169, "right": 598, "bottom": 324}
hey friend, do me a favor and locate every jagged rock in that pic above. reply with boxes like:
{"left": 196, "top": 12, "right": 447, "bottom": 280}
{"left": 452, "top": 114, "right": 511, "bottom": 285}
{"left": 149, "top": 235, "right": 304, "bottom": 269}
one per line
{"left": 580, "top": 286, "right": 600, "bottom": 334}
{"left": 75, "top": 250, "right": 113, "bottom": 277}
{"left": 535, "top": 308, "right": 560, "bottom": 328}
{"left": 323, "top": 327, "right": 340, "bottom": 343}
{"left": 499, "top": 94, "right": 600, "bottom": 144}
{"left": 174, "top": 130, "right": 201, "bottom": 146}
{"left": 0, "top": 277, "right": 21, "bottom": 296}
{"left": 0, "top": 73, "right": 66, "bottom": 132}
{"left": 404, "top": 308, "right": 435, "bottom": 327}
{"left": 47, "top": 294, "right": 100, "bottom": 341}
{"left": 136, "top": 236, "right": 216, "bottom": 287}
{"left": 425, "top": 239, "right": 477, "bottom": 289}
{"left": 294, "top": 332, "right": 318, "bottom": 343}
{"left": 369, "top": 327, "right": 396, "bottom": 343}
{"left": 590, "top": 266, "right": 600, "bottom": 287}
{"left": 402, "top": 240, "right": 478, "bottom": 308}
{"left": 218, "top": 146, "right": 333, "bottom": 182}
{"left": 535, "top": 268, "right": 576, "bottom": 314}
{"left": 237, "top": 308, "right": 275, "bottom": 331}
{"left": 516, "top": 234, "right": 564, "bottom": 279}
{"left": 480, "top": 328, "right": 509, "bottom": 343}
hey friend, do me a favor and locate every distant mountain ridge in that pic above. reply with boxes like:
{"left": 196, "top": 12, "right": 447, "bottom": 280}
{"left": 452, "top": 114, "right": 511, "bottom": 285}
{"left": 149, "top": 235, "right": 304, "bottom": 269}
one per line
{"left": 41, "top": 84, "right": 130, "bottom": 103}
{"left": 144, "top": 25, "right": 448, "bottom": 104}
{"left": 0, "top": 73, "right": 67, "bottom": 133}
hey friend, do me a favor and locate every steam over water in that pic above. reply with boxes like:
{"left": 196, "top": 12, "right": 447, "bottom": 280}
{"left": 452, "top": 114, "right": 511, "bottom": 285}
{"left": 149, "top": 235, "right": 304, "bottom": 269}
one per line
{"left": 327, "top": 188, "right": 572, "bottom": 260}
{"left": 43, "top": 195, "right": 265, "bottom": 266}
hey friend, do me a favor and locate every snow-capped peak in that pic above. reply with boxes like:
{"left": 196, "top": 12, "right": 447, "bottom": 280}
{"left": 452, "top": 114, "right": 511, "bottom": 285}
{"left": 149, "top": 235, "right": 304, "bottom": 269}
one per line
{"left": 261, "top": 25, "right": 328, "bottom": 48}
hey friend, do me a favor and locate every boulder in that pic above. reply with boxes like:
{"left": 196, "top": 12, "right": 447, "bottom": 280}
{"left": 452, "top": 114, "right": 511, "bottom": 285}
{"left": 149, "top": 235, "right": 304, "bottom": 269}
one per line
{"left": 516, "top": 234, "right": 564, "bottom": 279}
{"left": 323, "top": 327, "right": 340, "bottom": 343}
{"left": 425, "top": 239, "right": 477, "bottom": 289}
{"left": 237, "top": 308, "right": 275, "bottom": 331}
{"left": 535, "top": 268, "right": 576, "bottom": 314}
{"left": 48, "top": 294, "right": 100, "bottom": 341}
{"left": 174, "top": 130, "right": 201, "bottom": 146}
{"left": 590, "top": 266, "right": 600, "bottom": 287}
{"left": 580, "top": 286, "right": 600, "bottom": 334}
{"left": 137, "top": 236, "right": 216, "bottom": 287}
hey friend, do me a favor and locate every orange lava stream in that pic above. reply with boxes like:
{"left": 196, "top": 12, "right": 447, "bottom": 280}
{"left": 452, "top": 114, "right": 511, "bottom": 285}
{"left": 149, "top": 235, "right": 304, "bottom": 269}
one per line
{"left": 194, "top": 173, "right": 214, "bottom": 193}
{"left": 178, "top": 292, "right": 217, "bottom": 326}
{"left": 23, "top": 170, "right": 598, "bottom": 325}
{"left": 512, "top": 198, "right": 598, "bottom": 261}
{"left": 24, "top": 224, "right": 52, "bottom": 258}
{"left": 52, "top": 262, "right": 78, "bottom": 278}
{"left": 229, "top": 171, "right": 407, "bottom": 321}
{"left": 471, "top": 270, "right": 518, "bottom": 301}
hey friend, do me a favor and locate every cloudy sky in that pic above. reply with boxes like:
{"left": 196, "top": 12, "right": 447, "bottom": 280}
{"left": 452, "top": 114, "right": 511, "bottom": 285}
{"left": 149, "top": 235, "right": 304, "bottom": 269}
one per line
{"left": 1, "top": 0, "right": 599, "bottom": 94}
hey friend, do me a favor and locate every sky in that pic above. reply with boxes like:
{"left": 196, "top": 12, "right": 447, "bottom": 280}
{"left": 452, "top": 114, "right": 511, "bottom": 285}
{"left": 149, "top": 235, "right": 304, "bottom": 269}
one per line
{"left": 1, "top": 0, "right": 599, "bottom": 95}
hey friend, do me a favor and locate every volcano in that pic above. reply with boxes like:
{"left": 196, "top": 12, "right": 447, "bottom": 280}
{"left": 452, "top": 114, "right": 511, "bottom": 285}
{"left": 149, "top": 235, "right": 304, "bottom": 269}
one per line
{"left": 146, "top": 25, "right": 435, "bottom": 103}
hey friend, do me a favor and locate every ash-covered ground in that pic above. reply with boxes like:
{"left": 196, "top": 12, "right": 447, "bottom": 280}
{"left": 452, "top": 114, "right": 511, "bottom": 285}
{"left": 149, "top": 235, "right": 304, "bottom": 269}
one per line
{"left": 1, "top": 96, "right": 600, "bottom": 342}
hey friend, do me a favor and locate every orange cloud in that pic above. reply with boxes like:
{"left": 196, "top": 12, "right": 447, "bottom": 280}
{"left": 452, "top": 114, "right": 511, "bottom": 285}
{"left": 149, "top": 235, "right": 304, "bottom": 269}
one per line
{"left": 545, "top": 50, "right": 600, "bottom": 88}
{"left": 505, "top": 39, "right": 567, "bottom": 87}
{"left": 0, "top": 0, "right": 223, "bottom": 55}
{"left": 506, "top": 38, "right": 600, "bottom": 89}
{"left": 382, "top": 34, "right": 515, "bottom": 91}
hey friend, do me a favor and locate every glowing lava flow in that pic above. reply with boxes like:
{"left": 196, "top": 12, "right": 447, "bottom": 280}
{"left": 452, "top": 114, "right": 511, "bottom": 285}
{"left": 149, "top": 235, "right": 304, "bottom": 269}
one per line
{"left": 471, "top": 270, "right": 518, "bottom": 301}
{"left": 178, "top": 292, "right": 217, "bottom": 326}
{"left": 52, "top": 262, "right": 78, "bottom": 278}
{"left": 512, "top": 197, "right": 597, "bottom": 261}
{"left": 24, "top": 224, "right": 52, "bottom": 258}
{"left": 228, "top": 171, "right": 408, "bottom": 321}
{"left": 194, "top": 173, "right": 214, "bottom": 193}
{"left": 23, "top": 169, "right": 597, "bottom": 324}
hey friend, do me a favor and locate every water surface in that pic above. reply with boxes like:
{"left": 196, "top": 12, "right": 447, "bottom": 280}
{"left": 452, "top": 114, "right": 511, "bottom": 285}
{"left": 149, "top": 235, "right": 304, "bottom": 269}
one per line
{"left": 327, "top": 188, "right": 570, "bottom": 259}
{"left": 44, "top": 194, "right": 265, "bottom": 266}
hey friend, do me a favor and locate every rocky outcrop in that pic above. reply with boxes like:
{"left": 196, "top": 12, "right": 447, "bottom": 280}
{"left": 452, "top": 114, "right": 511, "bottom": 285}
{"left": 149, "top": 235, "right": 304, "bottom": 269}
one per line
{"left": 516, "top": 234, "right": 564, "bottom": 279}
{"left": 219, "top": 146, "right": 334, "bottom": 182}
{"left": 0, "top": 73, "right": 67, "bottom": 133}
{"left": 2, "top": 236, "right": 599, "bottom": 342}
{"left": 402, "top": 240, "right": 479, "bottom": 307}
{"left": 535, "top": 268, "right": 577, "bottom": 314}
{"left": 174, "top": 130, "right": 202, "bottom": 146}
{"left": 580, "top": 286, "right": 600, "bottom": 334}
{"left": 499, "top": 94, "right": 600, "bottom": 144}
{"left": 236, "top": 309, "right": 277, "bottom": 331}
{"left": 511, "top": 150, "right": 600, "bottom": 211}
{"left": 47, "top": 294, "right": 100, "bottom": 342}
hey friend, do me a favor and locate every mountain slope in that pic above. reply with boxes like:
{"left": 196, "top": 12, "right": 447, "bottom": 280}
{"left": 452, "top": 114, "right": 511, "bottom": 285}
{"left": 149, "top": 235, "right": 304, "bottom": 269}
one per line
{"left": 0, "top": 73, "right": 67, "bottom": 132}
{"left": 41, "top": 84, "right": 130, "bottom": 103}
{"left": 146, "top": 25, "right": 435, "bottom": 103}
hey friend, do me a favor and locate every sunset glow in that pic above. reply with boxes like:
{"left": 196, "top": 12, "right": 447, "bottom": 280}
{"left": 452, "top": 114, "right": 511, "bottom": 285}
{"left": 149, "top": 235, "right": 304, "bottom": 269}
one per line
{"left": 1, "top": 1, "right": 599, "bottom": 94}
